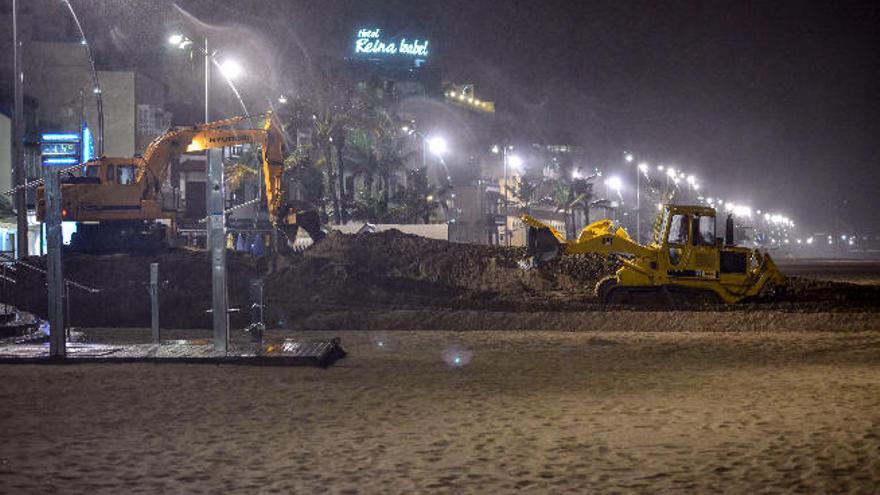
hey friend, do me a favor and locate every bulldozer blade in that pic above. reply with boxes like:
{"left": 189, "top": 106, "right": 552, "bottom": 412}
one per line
{"left": 527, "top": 226, "right": 563, "bottom": 262}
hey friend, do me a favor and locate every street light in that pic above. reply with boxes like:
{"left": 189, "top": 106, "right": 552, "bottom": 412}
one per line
{"left": 219, "top": 59, "right": 243, "bottom": 80}
{"left": 497, "top": 146, "right": 521, "bottom": 247}
{"left": 605, "top": 175, "right": 623, "bottom": 193}
{"left": 168, "top": 33, "right": 248, "bottom": 122}
{"left": 634, "top": 160, "right": 649, "bottom": 243}
{"left": 426, "top": 136, "right": 448, "bottom": 157}
{"left": 508, "top": 154, "right": 524, "bottom": 170}
{"left": 169, "top": 33, "right": 212, "bottom": 123}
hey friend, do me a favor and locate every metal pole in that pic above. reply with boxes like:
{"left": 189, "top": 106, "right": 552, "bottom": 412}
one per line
{"left": 150, "top": 263, "right": 159, "bottom": 344}
{"left": 45, "top": 169, "right": 65, "bottom": 358}
{"left": 203, "top": 37, "right": 211, "bottom": 250}
{"left": 636, "top": 164, "right": 641, "bottom": 244}
{"left": 208, "top": 148, "right": 227, "bottom": 355}
{"left": 65, "top": 281, "right": 71, "bottom": 339}
{"left": 503, "top": 147, "right": 509, "bottom": 247}
{"left": 205, "top": 37, "right": 210, "bottom": 124}
{"left": 12, "top": 0, "right": 28, "bottom": 259}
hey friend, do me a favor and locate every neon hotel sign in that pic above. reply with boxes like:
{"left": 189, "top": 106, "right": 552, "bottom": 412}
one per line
{"left": 355, "top": 28, "right": 429, "bottom": 58}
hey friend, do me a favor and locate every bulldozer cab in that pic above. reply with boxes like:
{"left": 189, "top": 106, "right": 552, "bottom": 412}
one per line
{"left": 658, "top": 205, "right": 720, "bottom": 280}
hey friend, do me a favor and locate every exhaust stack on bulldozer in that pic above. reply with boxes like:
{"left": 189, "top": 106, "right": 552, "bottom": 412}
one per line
{"left": 523, "top": 204, "right": 786, "bottom": 305}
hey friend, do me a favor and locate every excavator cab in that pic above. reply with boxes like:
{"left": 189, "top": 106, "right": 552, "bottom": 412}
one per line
{"left": 522, "top": 204, "right": 786, "bottom": 305}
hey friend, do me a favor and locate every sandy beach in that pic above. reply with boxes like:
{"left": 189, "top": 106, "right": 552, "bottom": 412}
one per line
{"left": 1, "top": 323, "right": 879, "bottom": 493}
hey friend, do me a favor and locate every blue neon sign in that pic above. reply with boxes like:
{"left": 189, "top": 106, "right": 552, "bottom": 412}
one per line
{"left": 44, "top": 157, "right": 79, "bottom": 165}
{"left": 42, "top": 133, "right": 81, "bottom": 142}
{"left": 82, "top": 125, "right": 93, "bottom": 162}
{"left": 41, "top": 132, "right": 80, "bottom": 166}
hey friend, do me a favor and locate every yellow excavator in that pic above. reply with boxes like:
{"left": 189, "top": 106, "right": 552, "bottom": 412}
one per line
{"left": 36, "top": 112, "right": 323, "bottom": 253}
{"left": 522, "top": 204, "right": 786, "bottom": 304}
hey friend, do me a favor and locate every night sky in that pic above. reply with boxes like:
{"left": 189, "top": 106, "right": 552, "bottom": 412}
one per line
{"left": 55, "top": 1, "right": 880, "bottom": 232}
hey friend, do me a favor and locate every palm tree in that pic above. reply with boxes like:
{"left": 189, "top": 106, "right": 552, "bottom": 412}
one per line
{"left": 393, "top": 167, "right": 438, "bottom": 224}
{"left": 375, "top": 132, "right": 415, "bottom": 217}
{"left": 344, "top": 130, "right": 380, "bottom": 222}
{"left": 283, "top": 146, "right": 325, "bottom": 209}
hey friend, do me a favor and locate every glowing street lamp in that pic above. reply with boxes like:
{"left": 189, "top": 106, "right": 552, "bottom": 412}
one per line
{"left": 168, "top": 33, "right": 250, "bottom": 121}
{"left": 219, "top": 59, "right": 243, "bottom": 80}
{"left": 508, "top": 154, "right": 524, "bottom": 170}
{"left": 605, "top": 176, "right": 623, "bottom": 192}
{"left": 426, "top": 136, "right": 448, "bottom": 157}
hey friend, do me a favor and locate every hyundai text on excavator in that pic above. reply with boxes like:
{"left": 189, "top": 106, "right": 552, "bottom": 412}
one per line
{"left": 522, "top": 204, "right": 786, "bottom": 305}
{"left": 36, "top": 112, "right": 323, "bottom": 253}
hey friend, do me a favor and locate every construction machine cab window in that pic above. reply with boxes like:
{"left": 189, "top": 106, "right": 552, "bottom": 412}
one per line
{"left": 106, "top": 164, "right": 115, "bottom": 181}
{"left": 694, "top": 215, "right": 716, "bottom": 246}
{"left": 117, "top": 165, "right": 137, "bottom": 185}
{"left": 667, "top": 214, "right": 689, "bottom": 245}
{"left": 85, "top": 166, "right": 99, "bottom": 178}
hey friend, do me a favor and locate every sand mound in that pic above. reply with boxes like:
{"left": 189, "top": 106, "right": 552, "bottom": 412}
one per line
{"left": 1, "top": 231, "right": 876, "bottom": 329}
{"left": 0, "top": 231, "right": 617, "bottom": 328}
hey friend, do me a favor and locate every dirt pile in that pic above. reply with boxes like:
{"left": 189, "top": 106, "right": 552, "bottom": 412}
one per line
{"left": 2, "top": 231, "right": 877, "bottom": 329}
{"left": 263, "top": 230, "right": 618, "bottom": 324}
{"left": 0, "top": 230, "right": 617, "bottom": 328}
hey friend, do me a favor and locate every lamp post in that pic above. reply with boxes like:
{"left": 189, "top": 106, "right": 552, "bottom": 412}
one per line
{"left": 626, "top": 152, "right": 652, "bottom": 243}
{"left": 636, "top": 162, "right": 648, "bottom": 244}
{"left": 169, "top": 34, "right": 211, "bottom": 123}
{"left": 11, "top": 0, "right": 27, "bottom": 258}
{"left": 492, "top": 145, "right": 519, "bottom": 246}
{"left": 168, "top": 34, "right": 247, "bottom": 122}
{"left": 501, "top": 150, "right": 523, "bottom": 247}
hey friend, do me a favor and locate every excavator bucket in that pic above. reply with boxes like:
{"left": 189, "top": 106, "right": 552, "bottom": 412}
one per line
{"left": 277, "top": 207, "right": 325, "bottom": 252}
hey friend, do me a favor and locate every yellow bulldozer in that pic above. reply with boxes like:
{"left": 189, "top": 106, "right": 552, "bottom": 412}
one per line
{"left": 522, "top": 204, "right": 786, "bottom": 304}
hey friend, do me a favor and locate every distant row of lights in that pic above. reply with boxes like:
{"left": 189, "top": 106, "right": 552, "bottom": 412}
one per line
{"left": 624, "top": 152, "right": 796, "bottom": 231}
{"left": 445, "top": 91, "right": 494, "bottom": 112}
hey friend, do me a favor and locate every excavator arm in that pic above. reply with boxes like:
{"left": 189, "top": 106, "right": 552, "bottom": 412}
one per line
{"left": 172, "top": 112, "right": 324, "bottom": 247}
